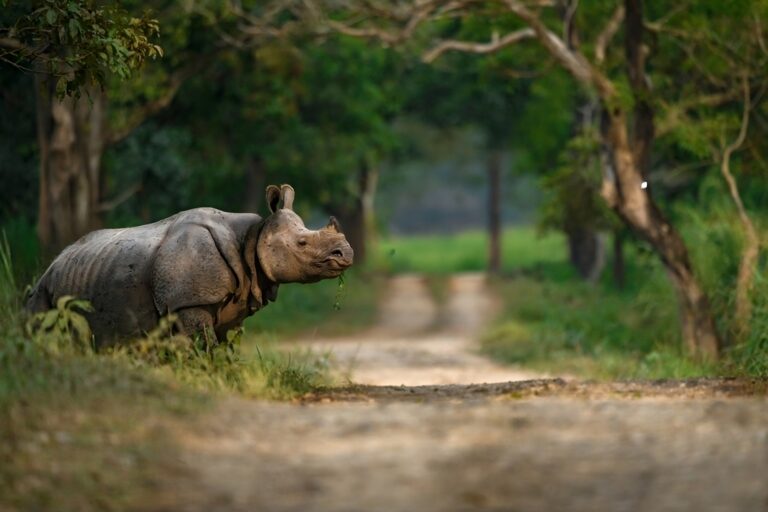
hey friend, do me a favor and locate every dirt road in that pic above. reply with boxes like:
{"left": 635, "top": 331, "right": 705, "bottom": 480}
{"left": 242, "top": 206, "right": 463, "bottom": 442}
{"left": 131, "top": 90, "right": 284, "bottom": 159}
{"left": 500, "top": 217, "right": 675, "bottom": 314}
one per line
{"left": 297, "top": 273, "right": 542, "bottom": 385}
{"left": 167, "top": 274, "right": 768, "bottom": 512}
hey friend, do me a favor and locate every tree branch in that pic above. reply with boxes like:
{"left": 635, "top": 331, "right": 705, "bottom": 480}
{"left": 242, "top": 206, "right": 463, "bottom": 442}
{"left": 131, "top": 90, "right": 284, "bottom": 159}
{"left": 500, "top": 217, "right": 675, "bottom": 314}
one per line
{"left": 0, "top": 37, "right": 25, "bottom": 50}
{"left": 324, "top": 1, "right": 439, "bottom": 46}
{"left": 104, "top": 54, "right": 217, "bottom": 147}
{"left": 97, "top": 183, "right": 142, "bottom": 213}
{"left": 503, "top": 0, "right": 615, "bottom": 98}
{"left": 562, "top": 0, "right": 580, "bottom": 49}
{"left": 656, "top": 90, "right": 742, "bottom": 137}
{"left": 422, "top": 27, "right": 535, "bottom": 62}
{"left": 594, "top": 4, "right": 624, "bottom": 64}
{"left": 105, "top": 74, "right": 186, "bottom": 147}
{"left": 719, "top": 74, "right": 759, "bottom": 336}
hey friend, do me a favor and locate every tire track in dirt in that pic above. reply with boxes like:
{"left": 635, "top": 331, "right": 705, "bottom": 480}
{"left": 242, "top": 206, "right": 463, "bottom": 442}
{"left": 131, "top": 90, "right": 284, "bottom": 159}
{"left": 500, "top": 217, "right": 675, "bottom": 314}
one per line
{"left": 297, "top": 272, "right": 542, "bottom": 386}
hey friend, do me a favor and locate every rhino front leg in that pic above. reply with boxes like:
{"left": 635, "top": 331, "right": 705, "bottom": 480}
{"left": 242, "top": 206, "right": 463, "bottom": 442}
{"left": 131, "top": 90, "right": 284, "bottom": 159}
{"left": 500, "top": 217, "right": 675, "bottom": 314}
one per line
{"left": 174, "top": 307, "right": 220, "bottom": 345}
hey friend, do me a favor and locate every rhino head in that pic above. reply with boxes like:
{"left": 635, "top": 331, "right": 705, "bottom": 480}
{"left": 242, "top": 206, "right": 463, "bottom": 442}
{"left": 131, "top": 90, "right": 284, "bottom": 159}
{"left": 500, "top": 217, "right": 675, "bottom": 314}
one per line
{"left": 256, "top": 184, "right": 354, "bottom": 284}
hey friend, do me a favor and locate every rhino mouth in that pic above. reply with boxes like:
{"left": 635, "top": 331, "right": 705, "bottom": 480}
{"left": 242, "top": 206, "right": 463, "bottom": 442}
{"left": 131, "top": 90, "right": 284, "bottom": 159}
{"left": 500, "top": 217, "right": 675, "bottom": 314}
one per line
{"left": 323, "top": 258, "right": 351, "bottom": 270}
{"left": 319, "top": 256, "right": 352, "bottom": 274}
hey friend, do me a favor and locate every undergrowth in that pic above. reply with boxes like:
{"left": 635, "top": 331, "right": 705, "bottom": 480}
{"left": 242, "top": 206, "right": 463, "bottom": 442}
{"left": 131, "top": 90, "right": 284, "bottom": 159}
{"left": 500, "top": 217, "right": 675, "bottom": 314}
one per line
{"left": 480, "top": 199, "right": 768, "bottom": 379}
{"left": 0, "top": 235, "right": 335, "bottom": 511}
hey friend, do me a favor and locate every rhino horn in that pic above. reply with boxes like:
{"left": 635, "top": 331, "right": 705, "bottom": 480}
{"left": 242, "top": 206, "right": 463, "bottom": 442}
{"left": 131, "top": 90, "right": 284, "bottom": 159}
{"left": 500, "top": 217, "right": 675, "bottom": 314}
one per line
{"left": 325, "top": 216, "right": 342, "bottom": 233}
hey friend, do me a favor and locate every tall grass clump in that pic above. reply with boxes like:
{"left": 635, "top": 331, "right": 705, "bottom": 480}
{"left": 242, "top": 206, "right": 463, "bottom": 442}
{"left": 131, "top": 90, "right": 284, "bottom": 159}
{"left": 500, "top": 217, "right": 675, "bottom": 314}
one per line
{"left": 676, "top": 196, "right": 768, "bottom": 376}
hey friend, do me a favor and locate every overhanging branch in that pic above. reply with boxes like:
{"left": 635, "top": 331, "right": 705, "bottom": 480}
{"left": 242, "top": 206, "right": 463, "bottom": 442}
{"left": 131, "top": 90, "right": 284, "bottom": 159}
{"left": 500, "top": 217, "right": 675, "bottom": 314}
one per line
{"left": 422, "top": 28, "right": 535, "bottom": 62}
{"left": 594, "top": 5, "right": 624, "bottom": 64}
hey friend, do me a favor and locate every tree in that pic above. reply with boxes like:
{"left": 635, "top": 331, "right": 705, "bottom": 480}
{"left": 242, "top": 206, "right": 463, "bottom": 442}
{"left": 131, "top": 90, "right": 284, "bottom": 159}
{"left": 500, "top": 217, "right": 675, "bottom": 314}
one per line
{"left": 1, "top": 0, "right": 304, "bottom": 254}
{"left": 283, "top": 0, "right": 768, "bottom": 358}
{"left": 1, "top": 1, "right": 164, "bottom": 254}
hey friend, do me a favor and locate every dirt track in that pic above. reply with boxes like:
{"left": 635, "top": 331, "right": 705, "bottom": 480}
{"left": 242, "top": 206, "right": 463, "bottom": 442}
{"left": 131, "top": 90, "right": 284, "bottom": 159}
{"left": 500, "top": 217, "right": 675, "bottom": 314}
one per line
{"left": 297, "top": 273, "right": 542, "bottom": 386}
{"left": 167, "top": 274, "right": 768, "bottom": 512}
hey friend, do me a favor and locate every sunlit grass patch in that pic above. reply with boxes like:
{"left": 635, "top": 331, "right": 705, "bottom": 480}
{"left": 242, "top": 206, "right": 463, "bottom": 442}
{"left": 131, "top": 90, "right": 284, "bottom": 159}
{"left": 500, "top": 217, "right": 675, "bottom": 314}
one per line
{"left": 374, "top": 227, "right": 568, "bottom": 275}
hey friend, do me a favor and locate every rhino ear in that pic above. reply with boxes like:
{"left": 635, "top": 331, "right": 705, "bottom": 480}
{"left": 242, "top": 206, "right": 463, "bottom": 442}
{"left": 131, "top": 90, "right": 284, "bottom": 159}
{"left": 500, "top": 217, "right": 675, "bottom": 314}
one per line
{"left": 280, "top": 184, "right": 295, "bottom": 210}
{"left": 266, "top": 185, "right": 281, "bottom": 213}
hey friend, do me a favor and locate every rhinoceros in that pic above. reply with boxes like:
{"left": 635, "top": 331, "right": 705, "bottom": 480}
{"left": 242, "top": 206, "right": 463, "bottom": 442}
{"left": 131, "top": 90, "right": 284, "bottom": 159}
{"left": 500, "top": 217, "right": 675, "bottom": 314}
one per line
{"left": 26, "top": 184, "right": 353, "bottom": 346}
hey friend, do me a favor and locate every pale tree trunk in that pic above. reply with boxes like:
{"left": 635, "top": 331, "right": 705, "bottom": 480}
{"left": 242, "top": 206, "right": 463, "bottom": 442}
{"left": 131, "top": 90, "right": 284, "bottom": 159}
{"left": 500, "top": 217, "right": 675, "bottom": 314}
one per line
{"left": 35, "top": 75, "right": 105, "bottom": 256}
{"left": 487, "top": 150, "right": 502, "bottom": 274}
{"left": 600, "top": 106, "right": 720, "bottom": 358}
{"left": 719, "top": 76, "right": 759, "bottom": 338}
{"left": 32, "top": 60, "right": 195, "bottom": 256}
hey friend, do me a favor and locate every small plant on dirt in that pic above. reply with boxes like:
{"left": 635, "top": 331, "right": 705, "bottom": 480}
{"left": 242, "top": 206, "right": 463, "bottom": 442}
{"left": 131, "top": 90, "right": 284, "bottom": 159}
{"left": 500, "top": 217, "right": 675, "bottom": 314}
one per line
{"left": 255, "top": 344, "right": 332, "bottom": 397}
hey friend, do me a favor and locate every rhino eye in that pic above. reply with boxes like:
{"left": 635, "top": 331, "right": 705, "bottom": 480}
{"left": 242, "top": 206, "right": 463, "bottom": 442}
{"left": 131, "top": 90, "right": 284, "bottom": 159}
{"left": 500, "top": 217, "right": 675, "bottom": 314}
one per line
{"left": 297, "top": 239, "right": 308, "bottom": 247}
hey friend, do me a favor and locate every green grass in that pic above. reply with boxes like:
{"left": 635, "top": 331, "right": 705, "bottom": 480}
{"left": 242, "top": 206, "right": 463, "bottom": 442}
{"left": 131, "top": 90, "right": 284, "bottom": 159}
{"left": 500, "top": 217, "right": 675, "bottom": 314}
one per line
{"left": 372, "top": 225, "right": 725, "bottom": 379}
{"left": 245, "top": 270, "right": 381, "bottom": 339}
{"left": 481, "top": 274, "right": 718, "bottom": 379}
{"left": 374, "top": 227, "right": 570, "bottom": 277}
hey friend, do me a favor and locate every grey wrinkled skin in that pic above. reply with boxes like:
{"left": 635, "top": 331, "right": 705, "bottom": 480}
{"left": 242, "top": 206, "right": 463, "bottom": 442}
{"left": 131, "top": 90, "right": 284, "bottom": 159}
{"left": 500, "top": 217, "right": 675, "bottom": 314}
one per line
{"left": 26, "top": 184, "right": 353, "bottom": 347}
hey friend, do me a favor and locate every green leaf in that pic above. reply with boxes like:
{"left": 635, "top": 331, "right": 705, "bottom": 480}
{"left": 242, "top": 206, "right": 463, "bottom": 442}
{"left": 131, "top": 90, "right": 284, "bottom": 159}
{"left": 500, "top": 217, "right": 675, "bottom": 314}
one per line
{"left": 39, "top": 310, "right": 59, "bottom": 331}
{"left": 56, "top": 295, "right": 75, "bottom": 311}
{"left": 68, "top": 298, "right": 94, "bottom": 313}
{"left": 46, "top": 9, "right": 57, "bottom": 25}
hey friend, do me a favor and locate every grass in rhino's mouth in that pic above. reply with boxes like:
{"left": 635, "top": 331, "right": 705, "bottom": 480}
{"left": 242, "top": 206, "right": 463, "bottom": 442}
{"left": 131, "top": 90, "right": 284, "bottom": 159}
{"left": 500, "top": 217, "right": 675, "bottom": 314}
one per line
{"left": 333, "top": 273, "right": 346, "bottom": 311}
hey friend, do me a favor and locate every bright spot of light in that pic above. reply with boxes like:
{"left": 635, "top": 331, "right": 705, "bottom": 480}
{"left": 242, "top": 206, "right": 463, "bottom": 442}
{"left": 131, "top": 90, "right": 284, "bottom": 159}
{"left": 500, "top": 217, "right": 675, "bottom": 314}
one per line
{"left": 641, "top": 181, "right": 648, "bottom": 189}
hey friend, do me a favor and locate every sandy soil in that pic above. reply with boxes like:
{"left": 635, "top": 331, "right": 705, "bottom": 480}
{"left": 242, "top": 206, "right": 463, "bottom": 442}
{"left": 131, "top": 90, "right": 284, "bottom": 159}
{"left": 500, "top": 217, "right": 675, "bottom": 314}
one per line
{"left": 160, "top": 274, "right": 768, "bottom": 512}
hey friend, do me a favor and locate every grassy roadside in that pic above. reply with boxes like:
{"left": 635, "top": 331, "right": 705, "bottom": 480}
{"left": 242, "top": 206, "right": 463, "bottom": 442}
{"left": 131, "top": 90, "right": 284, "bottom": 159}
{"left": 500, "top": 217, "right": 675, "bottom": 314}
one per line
{"left": 373, "top": 227, "right": 729, "bottom": 379}
{"left": 481, "top": 275, "right": 719, "bottom": 379}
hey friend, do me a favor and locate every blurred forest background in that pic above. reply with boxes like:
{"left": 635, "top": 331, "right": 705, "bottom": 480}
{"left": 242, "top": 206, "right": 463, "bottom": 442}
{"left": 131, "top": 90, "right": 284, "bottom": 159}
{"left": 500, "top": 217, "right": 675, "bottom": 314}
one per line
{"left": 2, "top": 0, "right": 768, "bottom": 379}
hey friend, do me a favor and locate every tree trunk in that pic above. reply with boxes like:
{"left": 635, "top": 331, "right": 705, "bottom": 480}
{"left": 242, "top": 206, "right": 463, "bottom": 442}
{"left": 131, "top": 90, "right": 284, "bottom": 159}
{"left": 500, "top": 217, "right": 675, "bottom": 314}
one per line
{"left": 566, "top": 228, "right": 606, "bottom": 283}
{"left": 331, "top": 162, "right": 379, "bottom": 265}
{"left": 244, "top": 157, "right": 266, "bottom": 213}
{"left": 35, "top": 76, "right": 105, "bottom": 256}
{"left": 600, "top": 106, "right": 721, "bottom": 358}
{"left": 487, "top": 150, "right": 502, "bottom": 274}
{"left": 360, "top": 162, "right": 379, "bottom": 263}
